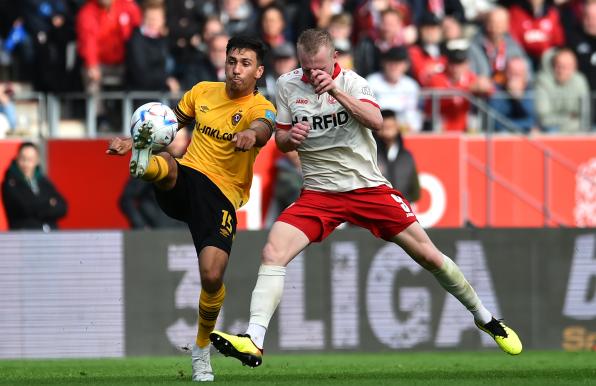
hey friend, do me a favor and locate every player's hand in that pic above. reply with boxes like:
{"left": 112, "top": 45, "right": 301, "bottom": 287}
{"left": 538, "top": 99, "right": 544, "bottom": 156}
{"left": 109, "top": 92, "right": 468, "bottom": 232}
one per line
{"left": 310, "top": 69, "right": 336, "bottom": 95}
{"left": 232, "top": 129, "right": 257, "bottom": 152}
{"left": 106, "top": 137, "right": 133, "bottom": 155}
{"left": 289, "top": 121, "right": 310, "bottom": 146}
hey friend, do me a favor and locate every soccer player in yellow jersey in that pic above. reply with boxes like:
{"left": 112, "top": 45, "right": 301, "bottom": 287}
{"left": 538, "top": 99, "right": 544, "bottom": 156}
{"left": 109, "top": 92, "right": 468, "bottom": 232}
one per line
{"left": 106, "top": 36, "right": 276, "bottom": 382}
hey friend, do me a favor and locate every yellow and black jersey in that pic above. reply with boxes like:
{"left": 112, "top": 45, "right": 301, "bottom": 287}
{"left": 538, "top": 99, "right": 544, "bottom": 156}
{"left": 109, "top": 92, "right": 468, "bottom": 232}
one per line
{"left": 173, "top": 82, "right": 276, "bottom": 209}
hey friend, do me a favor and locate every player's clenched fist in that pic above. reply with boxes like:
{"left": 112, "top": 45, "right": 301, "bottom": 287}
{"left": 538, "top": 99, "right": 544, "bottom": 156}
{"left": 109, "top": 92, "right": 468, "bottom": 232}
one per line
{"left": 232, "top": 129, "right": 257, "bottom": 152}
{"left": 289, "top": 121, "right": 310, "bottom": 146}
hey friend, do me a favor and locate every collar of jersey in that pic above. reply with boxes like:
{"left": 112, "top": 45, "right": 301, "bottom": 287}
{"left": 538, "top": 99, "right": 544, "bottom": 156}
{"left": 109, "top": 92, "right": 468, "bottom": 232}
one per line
{"left": 223, "top": 86, "right": 258, "bottom": 103}
{"left": 300, "top": 62, "right": 342, "bottom": 83}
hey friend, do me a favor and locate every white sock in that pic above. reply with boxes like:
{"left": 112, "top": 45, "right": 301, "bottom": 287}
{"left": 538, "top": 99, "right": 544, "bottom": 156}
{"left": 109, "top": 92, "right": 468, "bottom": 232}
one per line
{"left": 431, "top": 254, "right": 493, "bottom": 325}
{"left": 246, "top": 264, "right": 286, "bottom": 349}
{"left": 246, "top": 323, "right": 267, "bottom": 349}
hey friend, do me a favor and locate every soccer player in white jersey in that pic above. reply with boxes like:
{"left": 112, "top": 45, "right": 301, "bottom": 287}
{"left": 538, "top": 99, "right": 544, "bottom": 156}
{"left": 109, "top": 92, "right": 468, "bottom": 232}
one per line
{"left": 210, "top": 29, "right": 522, "bottom": 367}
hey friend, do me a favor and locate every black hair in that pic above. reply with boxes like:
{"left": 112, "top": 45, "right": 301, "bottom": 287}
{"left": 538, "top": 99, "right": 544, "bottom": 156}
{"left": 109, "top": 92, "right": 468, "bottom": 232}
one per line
{"left": 226, "top": 36, "right": 267, "bottom": 65}
{"left": 380, "top": 109, "right": 396, "bottom": 119}
{"left": 18, "top": 141, "right": 38, "bottom": 153}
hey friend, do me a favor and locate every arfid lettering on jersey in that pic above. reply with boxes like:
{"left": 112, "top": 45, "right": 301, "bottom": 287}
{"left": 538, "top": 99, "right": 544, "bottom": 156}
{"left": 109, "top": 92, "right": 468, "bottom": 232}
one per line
{"left": 292, "top": 111, "right": 350, "bottom": 130}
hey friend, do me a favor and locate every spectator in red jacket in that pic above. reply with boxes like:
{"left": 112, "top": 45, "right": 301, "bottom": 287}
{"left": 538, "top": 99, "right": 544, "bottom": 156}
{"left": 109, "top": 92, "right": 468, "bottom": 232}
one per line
{"left": 424, "top": 40, "right": 493, "bottom": 132}
{"left": 508, "top": 0, "right": 565, "bottom": 70}
{"left": 76, "top": 0, "right": 141, "bottom": 93}
{"left": 408, "top": 13, "right": 447, "bottom": 86}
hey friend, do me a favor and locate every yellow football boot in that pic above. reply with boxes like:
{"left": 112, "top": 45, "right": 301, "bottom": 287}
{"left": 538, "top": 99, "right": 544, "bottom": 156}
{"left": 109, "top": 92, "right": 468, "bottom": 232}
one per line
{"left": 210, "top": 331, "right": 263, "bottom": 367}
{"left": 476, "top": 318, "right": 523, "bottom": 355}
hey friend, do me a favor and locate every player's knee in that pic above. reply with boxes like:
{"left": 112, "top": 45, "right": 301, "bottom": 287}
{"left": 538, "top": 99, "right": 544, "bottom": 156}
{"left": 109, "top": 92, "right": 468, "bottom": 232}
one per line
{"left": 200, "top": 269, "right": 223, "bottom": 293}
{"left": 261, "top": 242, "right": 284, "bottom": 265}
{"left": 413, "top": 244, "right": 443, "bottom": 271}
{"left": 420, "top": 249, "right": 443, "bottom": 271}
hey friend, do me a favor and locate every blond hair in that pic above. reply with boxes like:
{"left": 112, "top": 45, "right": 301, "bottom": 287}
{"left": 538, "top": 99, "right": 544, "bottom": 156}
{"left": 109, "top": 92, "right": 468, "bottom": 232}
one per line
{"left": 297, "top": 28, "right": 334, "bottom": 56}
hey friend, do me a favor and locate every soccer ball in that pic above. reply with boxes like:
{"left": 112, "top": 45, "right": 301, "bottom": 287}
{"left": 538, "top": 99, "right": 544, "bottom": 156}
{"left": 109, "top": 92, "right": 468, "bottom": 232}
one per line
{"left": 130, "top": 102, "right": 178, "bottom": 151}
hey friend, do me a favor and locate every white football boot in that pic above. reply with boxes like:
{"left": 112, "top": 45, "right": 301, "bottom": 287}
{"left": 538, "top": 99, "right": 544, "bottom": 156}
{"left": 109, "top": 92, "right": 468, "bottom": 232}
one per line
{"left": 129, "top": 120, "right": 154, "bottom": 178}
{"left": 191, "top": 344, "right": 214, "bottom": 382}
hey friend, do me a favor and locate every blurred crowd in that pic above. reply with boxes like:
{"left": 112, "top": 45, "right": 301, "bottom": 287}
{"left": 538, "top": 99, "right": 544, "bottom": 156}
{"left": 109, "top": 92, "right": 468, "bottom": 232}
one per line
{"left": 0, "top": 0, "right": 595, "bottom": 134}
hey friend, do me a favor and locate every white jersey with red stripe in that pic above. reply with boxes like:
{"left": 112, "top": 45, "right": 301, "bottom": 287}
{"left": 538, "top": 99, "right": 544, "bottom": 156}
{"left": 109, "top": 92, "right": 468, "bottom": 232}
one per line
{"left": 275, "top": 64, "right": 391, "bottom": 192}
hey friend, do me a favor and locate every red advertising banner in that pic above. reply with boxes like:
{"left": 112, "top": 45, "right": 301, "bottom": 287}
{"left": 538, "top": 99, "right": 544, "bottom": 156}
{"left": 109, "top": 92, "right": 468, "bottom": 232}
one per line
{"left": 463, "top": 136, "right": 596, "bottom": 227}
{"left": 1, "top": 136, "right": 594, "bottom": 231}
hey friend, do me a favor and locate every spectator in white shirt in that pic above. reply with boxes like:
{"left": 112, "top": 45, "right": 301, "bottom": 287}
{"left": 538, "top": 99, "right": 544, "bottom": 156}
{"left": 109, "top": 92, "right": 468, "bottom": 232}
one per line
{"left": 366, "top": 46, "right": 422, "bottom": 132}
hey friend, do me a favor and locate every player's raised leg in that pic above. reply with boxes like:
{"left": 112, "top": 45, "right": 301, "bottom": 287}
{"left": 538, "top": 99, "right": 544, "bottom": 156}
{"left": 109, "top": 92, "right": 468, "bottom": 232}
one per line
{"left": 192, "top": 246, "right": 229, "bottom": 381}
{"left": 391, "top": 222, "right": 522, "bottom": 355}
{"left": 210, "top": 221, "right": 310, "bottom": 367}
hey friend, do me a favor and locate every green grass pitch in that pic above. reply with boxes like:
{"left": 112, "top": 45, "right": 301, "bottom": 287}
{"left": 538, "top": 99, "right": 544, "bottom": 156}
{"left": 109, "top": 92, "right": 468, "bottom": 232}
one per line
{"left": 1, "top": 351, "right": 595, "bottom": 386}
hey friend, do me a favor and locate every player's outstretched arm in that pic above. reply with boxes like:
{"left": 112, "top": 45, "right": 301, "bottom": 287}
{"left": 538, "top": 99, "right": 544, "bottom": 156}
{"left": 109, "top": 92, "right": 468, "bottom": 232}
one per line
{"left": 106, "top": 137, "right": 133, "bottom": 155}
{"left": 275, "top": 121, "right": 310, "bottom": 153}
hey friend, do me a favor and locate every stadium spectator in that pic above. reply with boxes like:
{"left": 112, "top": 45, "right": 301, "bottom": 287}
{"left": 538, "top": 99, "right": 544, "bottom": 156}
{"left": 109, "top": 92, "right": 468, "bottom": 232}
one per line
{"left": 210, "top": 28, "right": 522, "bottom": 365}
{"left": 366, "top": 46, "right": 422, "bottom": 132}
{"left": 467, "top": 6, "right": 530, "bottom": 85}
{"left": 410, "top": 0, "right": 466, "bottom": 25}
{"left": 441, "top": 14, "right": 464, "bottom": 41}
{"left": 327, "top": 12, "right": 353, "bottom": 43}
{"left": 201, "top": 15, "right": 225, "bottom": 48}
{"left": 259, "top": 3, "right": 288, "bottom": 49}
{"left": 354, "top": 7, "right": 412, "bottom": 77}
{"left": 1, "top": 142, "right": 67, "bottom": 231}
{"left": 327, "top": 12, "right": 354, "bottom": 69}
{"left": 23, "top": 0, "right": 78, "bottom": 92}
{"left": 76, "top": 0, "right": 141, "bottom": 131}
{"left": 508, "top": 0, "right": 565, "bottom": 70}
{"left": 259, "top": 3, "right": 289, "bottom": 70}
{"left": 76, "top": 0, "right": 141, "bottom": 91}
{"left": 535, "top": 48, "right": 590, "bottom": 133}
{"left": 567, "top": 0, "right": 596, "bottom": 129}
{"left": 375, "top": 109, "right": 421, "bottom": 203}
{"left": 180, "top": 32, "right": 229, "bottom": 89}
{"left": 488, "top": 56, "right": 538, "bottom": 133}
{"left": 263, "top": 42, "right": 298, "bottom": 103}
{"left": 0, "top": 17, "right": 35, "bottom": 82}
{"left": 0, "top": 82, "right": 17, "bottom": 134}
{"left": 424, "top": 39, "right": 493, "bottom": 132}
{"left": 125, "top": 0, "right": 179, "bottom": 93}
{"left": 408, "top": 12, "right": 447, "bottom": 85}
{"left": 220, "top": 0, "right": 257, "bottom": 37}
{"left": 165, "top": 0, "right": 203, "bottom": 73}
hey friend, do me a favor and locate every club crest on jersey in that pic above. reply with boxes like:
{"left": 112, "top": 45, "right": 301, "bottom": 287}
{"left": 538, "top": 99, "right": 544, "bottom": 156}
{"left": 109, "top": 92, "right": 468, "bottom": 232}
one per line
{"left": 327, "top": 95, "right": 337, "bottom": 104}
{"left": 200, "top": 105, "right": 210, "bottom": 113}
{"left": 232, "top": 112, "right": 242, "bottom": 126}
